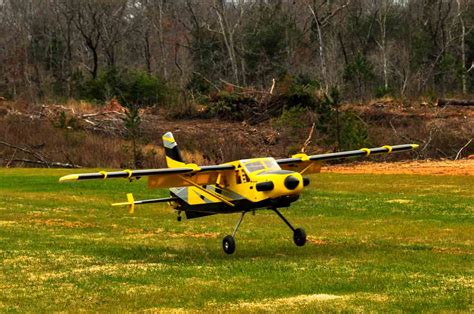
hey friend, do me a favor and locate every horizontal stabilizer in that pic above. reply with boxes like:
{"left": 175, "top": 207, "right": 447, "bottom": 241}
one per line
{"left": 112, "top": 193, "right": 177, "bottom": 214}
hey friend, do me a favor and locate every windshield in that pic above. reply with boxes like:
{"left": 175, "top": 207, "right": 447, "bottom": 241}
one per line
{"left": 244, "top": 161, "right": 265, "bottom": 173}
{"left": 243, "top": 158, "right": 281, "bottom": 173}
{"left": 263, "top": 159, "right": 280, "bottom": 170}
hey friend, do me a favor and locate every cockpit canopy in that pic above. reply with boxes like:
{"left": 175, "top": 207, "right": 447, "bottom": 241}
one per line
{"left": 241, "top": 158, "right": 281, "bottom": 174}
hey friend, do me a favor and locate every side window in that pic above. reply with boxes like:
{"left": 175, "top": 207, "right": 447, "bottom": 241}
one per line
{"left": 241, "top": 172, "right": 249, "bottom": 183}
{"left": 235, "top": 170, "right": 242, "bottom": 184}
{"left": 235, "top": 169, "right": 250, "bottom": 184}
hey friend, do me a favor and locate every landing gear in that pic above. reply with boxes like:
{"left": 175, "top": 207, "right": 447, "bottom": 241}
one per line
{"left": 222, "top": 211, "right": 246, "bottom": 255}
{"left": 272, "top": 208, "right": 307, "bottom": 247}
{"left": 223, "top": 235, "right": 235, "bottom": 254}
{"left": 221, "top": 209, "right": 306, "bottom": 254}
{"left": 293, "top": 228, "right": 307, "bottom": 246}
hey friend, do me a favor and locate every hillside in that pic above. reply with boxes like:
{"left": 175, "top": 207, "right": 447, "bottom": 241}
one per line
{"left": 0, "top": 100, "right": 473, "bottom": 169}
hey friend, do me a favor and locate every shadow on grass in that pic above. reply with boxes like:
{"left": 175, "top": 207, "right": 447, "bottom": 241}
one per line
{"left": 75, "top": 239, "right": 403, "bottom": 264}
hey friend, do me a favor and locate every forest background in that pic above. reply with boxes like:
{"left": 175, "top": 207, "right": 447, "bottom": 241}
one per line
{"left": 0, "top": 0, "right": 473, "bottom": 168}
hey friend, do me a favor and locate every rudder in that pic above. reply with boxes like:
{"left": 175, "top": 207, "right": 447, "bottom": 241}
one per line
{"left": 162, "top": 132, "right": 185, "bottom": 168}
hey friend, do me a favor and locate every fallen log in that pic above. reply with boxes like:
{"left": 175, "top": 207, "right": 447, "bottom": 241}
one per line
{"left": 437, "top": 98, "right": 474, "bottom": 107}
{"left": 0, "top": 158, "right": 81, "bottom": 168}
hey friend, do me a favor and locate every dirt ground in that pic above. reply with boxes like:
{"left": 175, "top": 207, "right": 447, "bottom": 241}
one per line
{"left": 323, "top": 159, "right": 474, "bottom": 176}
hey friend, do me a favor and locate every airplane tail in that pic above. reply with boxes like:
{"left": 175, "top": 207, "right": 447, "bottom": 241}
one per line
{"left": 162, "top": 132, "right": 185, "bottom": 168}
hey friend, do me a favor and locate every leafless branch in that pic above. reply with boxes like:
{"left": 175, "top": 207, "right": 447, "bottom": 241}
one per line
{"left": 301, "top": 123, "right": 316, "bottom": 154}
{"left": 455, "top": 139, "right": 472, "bottom": 160}
{"left": 0, "top": 140, "right": 50, "bottom": 167}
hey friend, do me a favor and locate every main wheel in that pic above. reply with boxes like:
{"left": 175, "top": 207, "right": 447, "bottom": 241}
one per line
{"left": 223, "top": 235, "right": 236, "bottom": 254}
{"left": 293, "top": 228, "right": 307, "bottom": 247}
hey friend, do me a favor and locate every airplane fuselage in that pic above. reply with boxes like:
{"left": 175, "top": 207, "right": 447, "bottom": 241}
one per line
{"left": 166, "top": 158, "right": 308, "bottom": 219}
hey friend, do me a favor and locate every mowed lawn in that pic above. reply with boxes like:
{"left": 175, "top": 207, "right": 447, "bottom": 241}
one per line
{"left": 0, "top": 168, "right": 472, "bottom": 312}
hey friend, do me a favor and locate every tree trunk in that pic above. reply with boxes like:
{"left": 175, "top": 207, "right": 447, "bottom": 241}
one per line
{"left": 214, "top": 3, "right": 240, "bottom": 84}
{"left": 309, "top": 5, "right": 327, "bottom": 91}
{"left": 158, "top": 0, "right": 167, "bottom": 79}
{"left": 91, "top": 47, "right": 99, "bottom": 79}
{"left": 457, "top": 0, "right": 467, "bottom": 94}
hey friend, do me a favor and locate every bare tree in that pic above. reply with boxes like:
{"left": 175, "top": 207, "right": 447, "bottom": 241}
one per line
{"left": 308, "top": 0, "right": 352, "bottom": 91}
{"left": 209, "top": 0, "right": 249, "bottom": 84}
{"left": 99, "top": 0, "right": 129, "bottom": 68}
{"left": 73, "top": 0, "right": 105, "bottom": 79}
{"left": 456, "top": 0, "right": 472, "bottom": 95}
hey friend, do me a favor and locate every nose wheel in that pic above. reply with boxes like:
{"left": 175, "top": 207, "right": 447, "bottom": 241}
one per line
{"left": 293, "top": 227, "right": 307, "bottom": 246}
{"left": 272, "top": 208, "right": 307, "bottom": 247}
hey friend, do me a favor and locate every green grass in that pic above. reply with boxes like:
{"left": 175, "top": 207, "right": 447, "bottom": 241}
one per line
{"left": 0, "top": 168, "right": 472, "bottom": 312}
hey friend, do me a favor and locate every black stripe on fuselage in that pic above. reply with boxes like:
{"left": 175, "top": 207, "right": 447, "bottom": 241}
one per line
{"left": 170, "top": 190, "right": 300, "bottom": 215}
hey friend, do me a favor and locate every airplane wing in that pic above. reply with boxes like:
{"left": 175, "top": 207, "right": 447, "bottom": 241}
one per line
{"left": 276, "top": 144, "right": 419, "bottom": 174}
{"left": 59, "top": 163, "right": 235, "bottom": 188}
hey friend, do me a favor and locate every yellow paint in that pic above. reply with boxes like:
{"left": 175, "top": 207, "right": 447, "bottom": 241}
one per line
{"left": 180, "top": 175, "right": 234, "bottom": 206}
{"left": 360, "top": 148, "right": 371, "bottom": 156}
{"left": 123, "top": 169, "right": 133, "bottom": 178}
{"left": 214, "top": 158, "right": 304, "bottom": 203}
{"left": 162, "top": 136, "right": 174, "bottom": 143}
{"left": 99, "top": 171, "right": 108, "bottom": 179}
{"left": 165, "top": 156, "right": 185, "bottom": 168}
{"left": 382, "top": 145, "right": 393, "bottom": 153}
{"left": 186, "top": 163, "right": 201, "bottom": 171}
{"left": 127, "top": 193, "right": 135, "bottom": 213}
{"left": 291, "top": 153, "right": 310, "bottom": 161}
{"left": 111, "top": 193, "right": 135, "bottom": 214}
{"left": 148, "top": 171, "right": 224, "bottom": 189}
{"left": 58, "top": 174, "right": 79, "bottom": 182}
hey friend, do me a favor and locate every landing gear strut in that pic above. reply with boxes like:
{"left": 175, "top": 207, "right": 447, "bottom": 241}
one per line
{"left": 272, "top": 208, "right": 307, "bottom": 247}
{"left": 222, "top": 209, "right": 306, "bottom": 254}
{"left": 222, "top": 211, "right": 245, "bottom": 254}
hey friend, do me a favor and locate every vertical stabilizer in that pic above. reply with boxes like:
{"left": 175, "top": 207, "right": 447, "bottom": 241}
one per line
{"left": 162, "top": 132, "right": 185, "bottom": 168}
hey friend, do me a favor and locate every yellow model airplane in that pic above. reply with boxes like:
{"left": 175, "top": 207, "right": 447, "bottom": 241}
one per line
{"left": 60, "top": 132, "right": 418, "bottom": 254}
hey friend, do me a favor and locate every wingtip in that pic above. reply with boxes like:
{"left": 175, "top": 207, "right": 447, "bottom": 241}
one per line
{"left": 59, "top": 174, "right": 79, "bottom": 182}
{"left": 411, "top": 144, "right": 420, "bottom": 149}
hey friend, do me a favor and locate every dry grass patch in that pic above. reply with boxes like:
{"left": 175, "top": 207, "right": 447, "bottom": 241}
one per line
{"left": 29, "top": 218, "right": 96, "bottom": 228}
{"left": 229, "top": 293, "right": 391, "bottom": 311}
{"left": 386, "top": 199, "right": 413, "bottom": 204}
{"left": 27, "top": 262, "right": 170, "bottom": 283}
{"left": 307, "top": 236, "right": 327, "bottom": 245}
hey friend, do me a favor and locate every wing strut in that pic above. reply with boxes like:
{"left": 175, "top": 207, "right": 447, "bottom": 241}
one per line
{"left": 178, "top": 175, "right": 235, "bottom": 207}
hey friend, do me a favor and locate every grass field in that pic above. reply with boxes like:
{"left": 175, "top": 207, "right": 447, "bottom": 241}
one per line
{"left": 0, "top": 168, "right": 472, "bottom": 312}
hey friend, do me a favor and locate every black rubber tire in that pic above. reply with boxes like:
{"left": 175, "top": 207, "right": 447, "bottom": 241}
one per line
{"left": 223, "top": 235, "right": 236, "bottom": 254}
{"left": 293, "top": 228, "right": 307, "bottom": 247}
